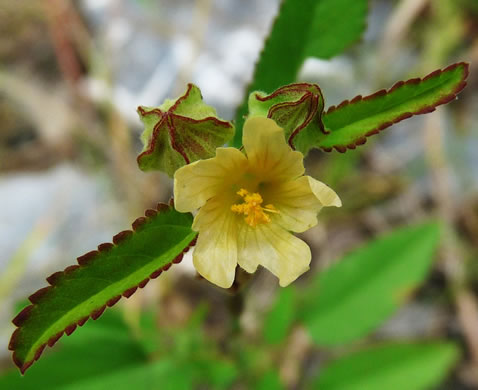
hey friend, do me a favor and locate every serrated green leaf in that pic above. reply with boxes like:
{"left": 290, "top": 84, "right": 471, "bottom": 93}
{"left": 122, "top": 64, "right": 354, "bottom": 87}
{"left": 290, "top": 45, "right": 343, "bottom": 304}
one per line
{"left": 263, "top": 286, "right": 296, "bottom": 344}
{"left": 9, "top": 204, "right": 197, "bottom": 374}
{"left": 233, "top": 0, "right": 368, "bottom": 147}
{"left": 138, "top": 83, "right": 234, "bottom": 176}
{"left": 312, "top": 63, "right": 469, "bottom": 153}
{"left": 301, "top": 222, "right": 441, "bottom": 345}
{"left": 311, "top": 342, "right": 460, "bottom": 390}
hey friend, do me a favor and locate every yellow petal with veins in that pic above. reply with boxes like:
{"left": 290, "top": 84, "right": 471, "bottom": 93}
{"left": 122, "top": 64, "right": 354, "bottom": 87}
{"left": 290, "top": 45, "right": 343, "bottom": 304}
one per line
{"left": 307, "top": 176, "right": 342, "bottom": 207}
{"left": 264, "top": 176, "right": 341, "bottom": 233}
{"left": 192, "top": 194, "right": 239, "bottom": 288}
{"left": 174, "top": 147, "right": 248, "bottom": 213}
{"left": 237, "top": 222, "right": 311, "bottom": 286}
{"left": 242, "top": 117, "right": 304, "bottom": 181}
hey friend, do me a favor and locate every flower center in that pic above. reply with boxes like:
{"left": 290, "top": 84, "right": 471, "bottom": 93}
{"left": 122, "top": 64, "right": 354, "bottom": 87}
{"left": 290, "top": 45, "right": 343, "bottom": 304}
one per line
{"left": 230, "top": 188, "right": 279, "bottom": 227}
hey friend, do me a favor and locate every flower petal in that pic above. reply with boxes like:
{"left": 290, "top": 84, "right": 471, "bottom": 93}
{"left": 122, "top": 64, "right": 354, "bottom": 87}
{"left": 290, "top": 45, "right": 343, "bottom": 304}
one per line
{"left": 308, "top": 176, "right": 342, "bottom": 207}
{"left": 264, "top": 176, "right": 341, "bottom": 233}
{"left": 191, "top": 195, "right": 239, "bottom": 288}
{"left": 174, "top": 147, "right": 248, "bottom": 212}
{"left": 242, "top": 117, "right": 304, "bottom": 181}
{"left": 237, "top": 222, "right": 311, "bottom": 286}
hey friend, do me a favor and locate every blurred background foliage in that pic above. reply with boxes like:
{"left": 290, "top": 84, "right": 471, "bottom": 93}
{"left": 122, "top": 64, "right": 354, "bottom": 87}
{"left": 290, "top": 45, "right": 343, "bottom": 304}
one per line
{"left": 1, "top": 0, "right": 478, "bottom": 389}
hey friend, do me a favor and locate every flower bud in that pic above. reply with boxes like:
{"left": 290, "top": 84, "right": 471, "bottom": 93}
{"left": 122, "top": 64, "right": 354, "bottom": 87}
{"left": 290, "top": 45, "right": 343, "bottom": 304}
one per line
{"left": 248, "top": 83, "right": 325, "bottom": 154}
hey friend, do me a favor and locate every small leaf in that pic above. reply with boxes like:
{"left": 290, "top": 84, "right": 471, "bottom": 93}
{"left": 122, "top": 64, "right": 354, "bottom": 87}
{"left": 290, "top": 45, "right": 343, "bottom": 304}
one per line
{"left": 233, "top": 0, "right": 368, "bottom": 147}
{"left": 314, "top": 63, "right": 469, "bottom": 153}
{"left": 263, "top": 286, "right": 296, "bottom": 344}
{"left": 301, "top": 222, "right": 441, "bottom": 345}
{"left": 138, "top": 83, "right": 234, "bottom": 176}
{"left": 311, "top": 342, "right": 460, "bottom": 390}
{"left": 9, "top": 204, "right": 197, "bottom": 374}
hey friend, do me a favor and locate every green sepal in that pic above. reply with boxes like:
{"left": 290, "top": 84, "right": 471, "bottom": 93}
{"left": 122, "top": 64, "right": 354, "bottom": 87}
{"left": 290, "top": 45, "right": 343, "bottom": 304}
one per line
{"left": 248, "top": 83, "right": 325, "bottom": 154}
{"left": 9, "top": 203, "right": 197, "bottom": 374}
{"left": 137, "top": 84, "right": 234, "bottom": 177}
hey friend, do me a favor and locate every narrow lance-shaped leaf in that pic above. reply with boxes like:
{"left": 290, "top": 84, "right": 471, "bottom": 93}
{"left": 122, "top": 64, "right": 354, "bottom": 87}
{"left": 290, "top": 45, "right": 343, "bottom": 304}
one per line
{"left": 233, "top": 0, "right": 368, "bottom": 147}
{"left": 300, "top": 222, "right": 441, "bottom": 345}
{"left": 311, "top": 342, "right": 460, "bottom": 390}
{"left": 9, "top": 203, "right": 197, "bottom": 374}
{"left": 310, "top": 62, "right": 469, "bottom": 153}
{"left": 138, "top": 83, "right": 234, "bottom": 177}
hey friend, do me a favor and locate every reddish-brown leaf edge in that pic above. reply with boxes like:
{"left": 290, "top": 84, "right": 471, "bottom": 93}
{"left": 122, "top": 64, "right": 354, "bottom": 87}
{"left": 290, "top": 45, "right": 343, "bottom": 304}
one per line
{"left": 321, "top": 62, "right": 469, "bottom": 152}
{"left": 136, "top": 83, "right": 234, "bottom": 166}
{"left": 9, "top": 202, "right": 198, "bottom": 374}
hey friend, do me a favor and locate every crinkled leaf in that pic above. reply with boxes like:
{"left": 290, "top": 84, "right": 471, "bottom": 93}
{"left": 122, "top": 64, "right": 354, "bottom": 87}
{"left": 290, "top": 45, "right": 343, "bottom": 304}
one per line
{"left": 314, "top": 63, "right": 469, "bottom": 153}
{"left": 9, "top": 203, "right": 197, "bottom": 373}
{"left": 248, "top": 83, "right": 325, "bottom": 153}
{"left": 233, "top": 0, "right": 368, "bottom": 146}
{"left": 311, "top": 342, "right": 460, "bottom": 390}
{"left": 138, "top": 83, "right": 234, "bottom": 176}
{"left": 300, "top": 222, "right": 441, "bottom": 345}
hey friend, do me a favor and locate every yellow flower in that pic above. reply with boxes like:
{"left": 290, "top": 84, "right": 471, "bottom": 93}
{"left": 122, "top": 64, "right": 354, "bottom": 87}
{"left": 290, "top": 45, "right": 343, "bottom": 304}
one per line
{"left": 174, "top": 117, "right": 341, "bottom": 288}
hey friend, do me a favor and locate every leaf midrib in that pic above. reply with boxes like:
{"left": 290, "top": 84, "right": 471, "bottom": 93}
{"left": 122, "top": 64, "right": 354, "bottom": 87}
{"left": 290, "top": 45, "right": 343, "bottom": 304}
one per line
{"left": 24, "top": 229, "right": 195, "bottom": 362}
{"left": 325, "top": 70, "right": 459, "bottom": 131}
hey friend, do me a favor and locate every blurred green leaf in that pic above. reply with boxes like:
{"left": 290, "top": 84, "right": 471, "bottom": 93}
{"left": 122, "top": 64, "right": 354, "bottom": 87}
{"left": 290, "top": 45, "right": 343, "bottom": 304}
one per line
{"left": 0, "top": 310, "right": 149, "bottom": 390}
{"left": 316, "top": 63, "right": 468, "bottom": 152}
{"left": 301, "top": 222, "right": 441, "bottom": 345}
{"left": 64, "top": 360, "right": 195, "bottom": 390}
{"left": 195, "top": 359, "right": 238, "bottom": 389}
{"left": 9, "top": 204, "right": 196, "bottom": 373}
{"left": 233, "top": 0, "right": 368, "bottom": 147}
{"left": 311, "top": 342, "right": 460, "bottom": 390}
{"left": 304, "top": 0, "right": 367, "bottom": 59}
{"left": 263, "top": 286, "right": 296, "bottom": 344}
{"left": 254, "top": 370, "right": 284, "bottom": 390}
{"left": 139, "top": 304, "right": 238, "bottom": 390}
{"left": 2, "top": 307, "right": 236, "bottom": 390}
